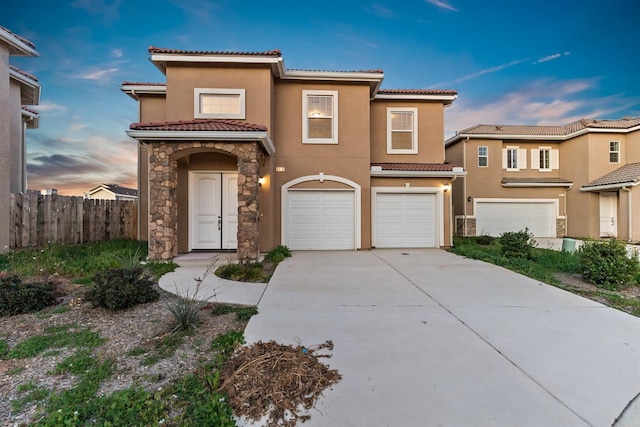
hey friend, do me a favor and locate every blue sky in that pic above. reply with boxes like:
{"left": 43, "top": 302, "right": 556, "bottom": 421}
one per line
{"left": 6, "top": 0, "right": 640, "bottom": 195}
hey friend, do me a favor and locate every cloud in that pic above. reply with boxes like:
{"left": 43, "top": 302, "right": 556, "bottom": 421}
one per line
{"left": 364, "top": 3, "right": 397, "bottom": 19}
{"left": 533, "top": 51, "right": 571, "bottom": 65}
{"left": 444, "top": 78, "right": 631, "bottom": 137}
{"left": 72, "top": 68, "right": 119, "bottom": 81}
{"left": 454, "top": 58, "right": 530, "bottom": 83}
{"left": 69, "top": 122, "right": 87, "bottom": 132}
{"left": 36, "top": 100, "right": 66, "bottom": 112}
{"left": 110, "top": 48, "right": 123, "bottom": 58}
{"left": 424, "top": 0, "right": 458, "bottom": 12}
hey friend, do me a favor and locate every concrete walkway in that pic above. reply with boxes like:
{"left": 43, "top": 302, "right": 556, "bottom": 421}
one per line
{"left": 241, "top": 249, "right": 640, "bottom": 427}
{"left": 158, "top": 249, "right": 640, "bottom": 426}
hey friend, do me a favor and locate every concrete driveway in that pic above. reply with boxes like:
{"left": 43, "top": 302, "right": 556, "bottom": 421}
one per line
{"left": 243, "top": 249, "right": 640, "bottom": 427}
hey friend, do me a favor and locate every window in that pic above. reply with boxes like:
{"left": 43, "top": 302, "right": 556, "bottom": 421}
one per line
{"left": 387, "top": 107, "right": 418, "bottom": 154}
{"left": 507, "top": 148, "right": 518, "bottom": 169}
{"left": 302, "top": 90, "right": 338, "bottom": 144}
{"left": 539, "top": 148, "right": 551, "bottom": 170}
{"left": 478, "top": 146, "right": 488, "bottom": 167}
{"left": 610, "top": 141, "right": 620, "bottom": 163}
{"left": 194, "top": 88, "right": 246, "bottom": 119}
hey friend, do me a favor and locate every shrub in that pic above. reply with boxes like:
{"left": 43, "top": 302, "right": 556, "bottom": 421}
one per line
{"left": 216, "top": 262, "right": 265, "bottom": 282}
{"left": 498, "top": 229, "right": 537, "bottom": 259}
{"left": 0, "top": 274, "right": 58, "bottom": 316}
{"left": 475, "top": 234, "right": 495, "bottom": 246}
{"left": 578, "top": 239, "right": 639, "bottom": 290}
{"left": 264, "top": 245, "right": 292, "bottom": 263}
{"left": 86, "top": 267, "right": 158, "bottom": 311}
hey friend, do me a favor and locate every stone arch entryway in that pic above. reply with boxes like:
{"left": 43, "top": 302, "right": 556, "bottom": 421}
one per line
{"left": 146, "top": 140, "right": 263, "bottom": 261}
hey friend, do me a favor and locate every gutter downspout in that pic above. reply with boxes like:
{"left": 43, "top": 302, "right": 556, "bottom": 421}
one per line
{"left": 622, "top": 186, "right": 632, "bottom": 241}
{"left": 463, "top": 137, "right": 468, "bottom": 236}
{"left": 449, "top": 175, "right": 458, "bottom": 246}
{"left": 562, "top": 186, "right": 571, "bottom": 237}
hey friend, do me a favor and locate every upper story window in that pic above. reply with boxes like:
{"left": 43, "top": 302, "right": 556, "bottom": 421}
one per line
{"left": 302, "top": 90, "right": 338, "bottom": 144}
{"left": 502, "top": 147, "right": 526, "bottom": 171}
{"left": 387, "top": 107, "right": 418, "bottom": 154}
{"left": 610, "top": 141, "right": 620, "bottom": 163}
{"left": 194, "top": 88, "right": 246, "bottom": 119}
{"left": 478, "top": 146, "right": 488, "bottom": 167}
{"left": 531, "top": 147, "right": 559, "bottom": 171}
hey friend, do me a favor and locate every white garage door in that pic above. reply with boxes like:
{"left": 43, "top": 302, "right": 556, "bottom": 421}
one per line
{"left": 375, "top": 193, "right": 437, "bottom": 248}
{"left": 287, "top": 190, "right": 355, "bottom": 250}
{"left": 476, "top": 201, "right": 556, "bottom": 237}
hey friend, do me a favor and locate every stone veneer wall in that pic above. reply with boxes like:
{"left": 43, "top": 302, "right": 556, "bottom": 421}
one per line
{"left": 147, "top": 140, "right": 262, "bottom": 261}
{"left": 556, "top": 218, "right": 566, "bottom": 238}
{"left": 455, "top": 217, "right": 477, "bottom": 237}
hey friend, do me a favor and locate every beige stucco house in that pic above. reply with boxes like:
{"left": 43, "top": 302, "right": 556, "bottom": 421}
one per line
{"left": 87, "top": 183, "right": 138, "bottom": 201}
{"left": 122, "top": 47, "right": 463, "bottom": 260}
{"left": 445, "top": 117, "right": 640, "bottom": 241}
{"left": 0, "top": 26, "right": 40, "bottom": 252}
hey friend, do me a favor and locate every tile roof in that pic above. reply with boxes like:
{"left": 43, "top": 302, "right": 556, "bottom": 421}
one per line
{"left": 377, "top": 89, "right": 457, "bottom": 96}
{"left": 582, "top": 162, "right": 640, "bottom": 189}
{"left": 501, "top": 177, "right": 573, "bottom": 185}
{"left": 458, "top": 116, "right": 640, "bottom": 137}
{"left": 129, "top": 119, "right": 268, "bottom": 132}
{"left": 121, "top": 81, "right": 166, "bottom": 86}
{"left": 371, "top": 162, "right": 459, "bottom": 171}
{"left": 9, "top": 65, "right": 38, "bottom": 82}
{"left": 0, "top": 26, "right": 36, "bottom": 49}
{"left": 148, "top": 46, "right": 282, "bottom": 57}
{"left": 288, "top": 68, "right": 384, "bottom": 74}
{"left": 21, "top": 105, "right": 39, "bottom": 115}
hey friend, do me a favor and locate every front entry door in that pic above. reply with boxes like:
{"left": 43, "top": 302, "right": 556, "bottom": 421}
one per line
{"left": 189, "top": 172, "right": 238, "bottom": 250}
{"left": 599, "top": 192, "right": 617, "bottom": 238}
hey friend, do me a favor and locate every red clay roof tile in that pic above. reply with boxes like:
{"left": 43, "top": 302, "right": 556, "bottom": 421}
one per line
{"left": 582, "top": 162, "right": 640, "bottom": 188}
{"left": 129, "top": 119, "right": 267, "bottom": 132}
{"left": 121, "top": 81, "right": 166, "bottom": 86}
{"left": 21, "top": 105, "right": 39, "bottom": 115}
{"left": 458, "top": 116, "right": 640, "bottom": 136}
{"left": 371, "top": 162, "right": 459, "bottom": 171}
{"left": 501, "top": 177, "right": 573, "bottom": 185}
{"left": 0, "top": 26, "right": 36, "bottom": 49}
{"left": 377, "top": 88, "right": 457, "bottom": 96}
{"left": 148, "top": 46, "right": 282, "bottom": 57}
{"left": 10, "top": 65, "right": 38, "bottom": 82}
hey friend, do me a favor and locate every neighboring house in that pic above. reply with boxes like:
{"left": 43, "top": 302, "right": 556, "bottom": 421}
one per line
{"left": 0, "top": 26, "right": 40, "bottom": 252}
{"left": 445, "top": 117, "right": 640, "bottom": 241}
{"left": 87, "top": 183, "right": 138, "bottom": 201}
{"left": 122, "top": 47, "right": 463, "bottom": 260}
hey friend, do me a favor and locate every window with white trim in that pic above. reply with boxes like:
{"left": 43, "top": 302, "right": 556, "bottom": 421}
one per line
{"left": 531, "top": 147, "right": 559, "bottom": 171}
{"left": 387, "top": 108, "right": 418, "bottom": 154}
{"left": 610, "top": 141, "right": 620, "bottom": 163}
{"left": 302, "top": 90, "right": 338, "bottom": 144}
{"left": 194, "top": 88, "right": 246, "bottom": 119}
{"left": 502, "top": 147, "right": 526, "bottom": 171}
{"left": 478, "top": 146, "right": 488, "bottom": 167}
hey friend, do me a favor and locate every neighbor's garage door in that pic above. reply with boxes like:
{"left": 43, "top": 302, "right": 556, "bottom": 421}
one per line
{"left": 475, "top": 201, "right": 555, "bottom": 237}
{"left": 375, "top": 193, "right": 437, "bottom": 248}
{"left": 286, "top": 190, "right": 355, "bottom": 250}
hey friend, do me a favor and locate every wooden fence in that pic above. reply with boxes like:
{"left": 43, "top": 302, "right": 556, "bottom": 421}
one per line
{"left": 9, "top": 193, "right": 138, "bottom": 248}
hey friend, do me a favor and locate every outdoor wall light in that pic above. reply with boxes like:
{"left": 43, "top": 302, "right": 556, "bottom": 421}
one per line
{"left": 258, "top": 176, "right": 266, "bottom": 187}
{"left": 467, "top": 196, "right": 472, "bottom": 202}
{"left": 443, "top": 184, "right": 450, "bottom": 192}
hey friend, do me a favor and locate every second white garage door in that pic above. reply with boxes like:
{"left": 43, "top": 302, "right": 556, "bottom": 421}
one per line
{"left": 375, "top": 193, "right": 438, "bottom": 248}
{"left": 286, "top": 190, "right": 355, "bottom": 250}
{"left": 475, "top": 201, "right": 556, "bottom": 237}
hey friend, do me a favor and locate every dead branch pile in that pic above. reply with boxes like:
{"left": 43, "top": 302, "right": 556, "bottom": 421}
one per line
{"left": 219, "top": 340, "right": 341, "bottom": 427}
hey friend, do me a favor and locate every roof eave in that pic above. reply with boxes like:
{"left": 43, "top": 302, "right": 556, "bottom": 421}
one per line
{"left": 126, "top": 130, "right": 275, "bottom": 155}
{"left": 10, "top": 69, "right": 41, "bottom": 105}
{"left": 150, "top": 52, "right": 284, "bottom": 76}
{"left": 370, "top": 170, "right": 467, "bottom": 177}
{"left": 281, "top": 70, "right": 384, "bottom": 98}
{"left": 375, "top": 93, "right": 457, "bottom": 105}
{"left": 120, "top": 85, "right": 167, "bottom": 100}
{"left": 21, "top": 109, "right": 39, "bottom": 129}
{"left": 0, "top": 28, "right": 38, "bottom": 57}
{"left": 580, "top": 181, "right": 640, "bottom": 192}
{"left": 502, "top": 182, "right": 573, "bottom": 188}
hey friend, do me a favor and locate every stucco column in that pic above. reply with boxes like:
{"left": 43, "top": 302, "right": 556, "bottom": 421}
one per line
{"left": 148, "top": 142, "right": 178, "bottom": 260}
{"left": 237, "top": 142, "right": 260, "bottom": 261}
{"left": 0, "top": 44, "right": 11, "bottom": 253}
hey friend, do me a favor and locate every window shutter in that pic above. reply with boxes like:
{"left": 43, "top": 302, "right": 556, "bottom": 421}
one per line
{"left": 518, "top": 149, "right": 527, "bottom": 169}
{"left": 551, "top": 149, "right": 559, "bottom": 169}
{"left": 502, "top": 148, "right": 508, "bottom": 169}
{"left": 531, "top": 149, "right": 540, "bottom": 170}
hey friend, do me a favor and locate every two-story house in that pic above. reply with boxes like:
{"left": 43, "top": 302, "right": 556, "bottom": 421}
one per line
{"left": 122, "top": 47, "right": 463, "bottom": 260}
{"left": 445, "top": 117, "right": 640, "bottom": 241}
{"left": 0, "top": 26, "right": 40, "bottom": 252}
{"left": 86, "top": 183, "right": 138, "bottom": 201}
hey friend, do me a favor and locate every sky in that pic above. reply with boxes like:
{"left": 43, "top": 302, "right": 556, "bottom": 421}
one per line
{"left": 5, "top": 0, "right": 640, "bottom": 195}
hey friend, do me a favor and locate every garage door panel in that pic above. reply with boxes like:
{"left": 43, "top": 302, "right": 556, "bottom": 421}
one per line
{"left": 476, "top": 201, "right": 555, "bottom": 237}
{"left": 287, "top": 191, "right": 355, "bottom": 250}
{"left": 376, "top": 193, "right": 437, "bottom": 248}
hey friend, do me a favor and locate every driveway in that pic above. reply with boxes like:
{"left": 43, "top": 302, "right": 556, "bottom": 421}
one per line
{"left": 243, "top": 249, "right": 640, "bottom": 427}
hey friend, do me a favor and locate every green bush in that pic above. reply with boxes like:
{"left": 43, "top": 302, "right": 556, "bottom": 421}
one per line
{"left": 0, "top": 275, "right": 58, "bottom": 316}
{"left": 498, "top": 229, "right": 537, "bottom": 259}
{"left": 475, "top": 234, "right": 495, "bottom": 246}
{"left": 86, "top": 267, "right": 159, "bottom": 311}
{"left": 578, "top": 239, "right": 639, "bottom": 290}
{"left": 264, "top": 245, "right": 292, "bottom": 263}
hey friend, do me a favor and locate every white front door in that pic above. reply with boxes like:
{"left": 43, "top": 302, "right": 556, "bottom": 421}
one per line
{"left": 599, "top": 192, "right": 617, "bottom": 237}
{"left": 189, "top": 172, "right": 238, "bottom": 250}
